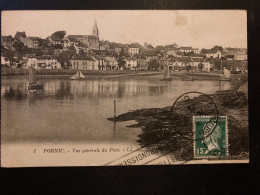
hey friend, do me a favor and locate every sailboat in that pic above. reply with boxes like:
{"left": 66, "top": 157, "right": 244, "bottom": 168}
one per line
{"left": 160, "top": 67, "right": 172, "bottom": 81}
{"left": 220, "top": 68, "right": 231, "bottom": 81}
{"left": 219, "top": 60, "right": 231, "bottom": 81}
{"left": 28, "top": 66, "right": 44, "bottom": 91}
{"left": 70, "top": 71, "right": 86, "bottom": 80}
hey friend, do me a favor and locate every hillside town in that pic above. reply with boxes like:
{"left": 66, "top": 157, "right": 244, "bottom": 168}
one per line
{"left": 1, "top": 20, "right": 248, "bottom": 73}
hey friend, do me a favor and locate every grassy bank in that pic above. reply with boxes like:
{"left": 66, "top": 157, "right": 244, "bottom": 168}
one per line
{"left": 108, "top": 77, "right": 248, "bottom": 162}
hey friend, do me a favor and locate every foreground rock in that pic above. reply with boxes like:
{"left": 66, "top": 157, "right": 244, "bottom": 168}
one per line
{"left": 108, "top": 76, "right": 248, "bottom": 162}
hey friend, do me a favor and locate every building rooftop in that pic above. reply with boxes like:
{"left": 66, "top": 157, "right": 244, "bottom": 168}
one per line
{"left": 14, "top": 31, "right": 26, "bottom": 39}
{"left": 71, "top": 54, "right": 94, "bottom": 61}
{"left": 30, "top": 37, "right": 40, "bottom": 41}
{"left": 67, "top": 35, "right": 85, "bottom": 39}
{"left": 86, "top": 35, "right": 98, "bottom": 40}
{"left": 104, "top": 56, "right": 117, "bottom": 63}
{"left": 142, "top": 50, "right": 157, "bottom": 56}
{"left": 179, "top": 46, "right": 193, "bottom": 50}
{"left": 1, "top": 36, "right": 14, "bottom": 42}
{"left": 175, "top": 56, "right": 192, "bottom": 62}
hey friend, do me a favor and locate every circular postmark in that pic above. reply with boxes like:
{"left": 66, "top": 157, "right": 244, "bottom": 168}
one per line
{"left": 170, "top": 91, "right": 219, "bottom": 141}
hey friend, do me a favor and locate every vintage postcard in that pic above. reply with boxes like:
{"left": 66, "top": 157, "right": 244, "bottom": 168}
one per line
{"left": 1, "top": 10, "right": 248, "bottom": 167}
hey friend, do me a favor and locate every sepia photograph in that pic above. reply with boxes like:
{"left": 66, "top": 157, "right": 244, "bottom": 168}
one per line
{"left": 1, "top": 10, "right": 248, "bottom": 167}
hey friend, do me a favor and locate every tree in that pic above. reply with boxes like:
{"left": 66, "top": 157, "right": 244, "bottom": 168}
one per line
{"left": 211, "top": 45, "right": 223, "bottom": 52}
{"left": 53, "top": 44, "right": 63, "bottom": 49}
{"left": 37, "top": 38, "right": 45, "bottom": 47}
{"left": 117, "top": 50, "right": 128, "bottom": 69}
{"left": 146, "top": 44, "right": 154, "bottom": 49}
{"left": 1, "top": 48, "right": 15, "bottom": 59}
{"left": 212, "top": 59, "right": 222, "bottom": 70}
{"left": 155, "top": 45, "right": 166, "bottom": 51}
{"left": 201, "top": 48, "right": 208, "bottom": 53}
{"left": 167, "top": 43, "right": 178, "bottom": 48}
{"left": 34, "top": 49, "right": 43, "bottom": 56}
{"left": 198, "top": 63, "right": 203, "bottom": 71}
{"left": 129, "top": 42, "right": 143, "bottom": 49}
{"left": 13, "top": 41, "right": 24, "bottom": 51}
{"left": 148, "top": 59, "right": 159, "bottom": 71}
{"left": 186, "top": 64, "right": 192, "bottom": 72}
{"left": 57, "top": 50, "right": 76, "bottom": 68}
{"left": 118, "top": 57, "right": 126, "bottom": 69}
{"left": 51, "top": 31, "right": 66, "bottom": 39}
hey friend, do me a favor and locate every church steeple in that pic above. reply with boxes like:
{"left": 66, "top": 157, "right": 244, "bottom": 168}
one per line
{"left": 92, "top": 19, "right": 99, "bottom": 38}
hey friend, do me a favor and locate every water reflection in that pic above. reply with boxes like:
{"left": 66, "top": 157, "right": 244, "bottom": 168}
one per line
{"left": 2, "top": 84, "right": 27, "bottom": 101}
{"left": 219, "top": 80, "right": 231, "bottom": 91}
{"left": 2, "top": 79, "right": 176, "bottom": 101}
{"left": 1, "top": 76, "right": 231, "bottom": 143}
{"left": 28, "top": 92, "right": 45, "bottom": 105}
{"left": 2, "top": 78, "right": 231, "bottom": 102}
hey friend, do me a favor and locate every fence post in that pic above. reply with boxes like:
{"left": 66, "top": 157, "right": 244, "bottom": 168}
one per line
{"left": 114, "top": 100, "right": 116, "bottom": 119}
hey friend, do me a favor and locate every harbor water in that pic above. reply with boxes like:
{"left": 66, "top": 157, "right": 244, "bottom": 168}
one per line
{"left": 1, "top": 75, "right": 231, "bottom": 166}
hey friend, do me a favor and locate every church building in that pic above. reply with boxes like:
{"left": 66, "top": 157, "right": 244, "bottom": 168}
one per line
{"left": 67, "top": 20, "right": 100, "bottom": 50}
{"left": 81, "top": 20, "right": 100, "bottom": 50}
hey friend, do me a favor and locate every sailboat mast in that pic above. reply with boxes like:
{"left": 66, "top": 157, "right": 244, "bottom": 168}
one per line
{"left": 29, "top": 66, "right": 36, "bottom": 83}
{"left": 220, "top": 59, "right": 223, "bottom": 74}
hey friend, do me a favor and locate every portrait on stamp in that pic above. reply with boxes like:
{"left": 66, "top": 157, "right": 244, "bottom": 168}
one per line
{"left": 194, "top": 116, "right": 228, "bottom": 158}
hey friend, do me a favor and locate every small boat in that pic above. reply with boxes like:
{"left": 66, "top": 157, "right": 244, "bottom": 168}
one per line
{"left": 182, "top": 77, "right": 195, "bottom": 81}
{"left": 28, "top": 67, "right": 44, "bottom": 91}
{"left": 160, "top": 77, "right": 172, "bottom": 81}
{"left": 219, "top": 68, "right": 231, "bottom": 81}
{"left": 70, "top": 71, "right": 86, "bottom": 80}
{"left": 160, "top": 67, "right": 172, "bottom": 81}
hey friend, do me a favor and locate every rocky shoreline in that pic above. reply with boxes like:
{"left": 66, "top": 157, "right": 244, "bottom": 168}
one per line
{"left": 108, "top": 76, "right": 248, "bottom": 162}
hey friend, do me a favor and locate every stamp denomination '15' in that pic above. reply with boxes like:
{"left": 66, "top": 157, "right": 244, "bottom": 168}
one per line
{"left": 194, "top": 116, "right": 228, "bottom": 158}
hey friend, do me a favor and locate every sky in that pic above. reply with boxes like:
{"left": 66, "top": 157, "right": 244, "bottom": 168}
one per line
{"left": 1, "top": 10, "right": 247, "bottom": 49}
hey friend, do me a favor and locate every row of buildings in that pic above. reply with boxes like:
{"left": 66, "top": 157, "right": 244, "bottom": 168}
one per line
{"left": 2, "top": 19, "right": 247, "bottom": 59}
{"left": 22, "top": 52, "right": 213, "bottom": 72}
{"left": 1, "top": 45, "right": 246, "bottom": 72}
{"left": 1, "top": 20, "right": 247, "bottom": 72}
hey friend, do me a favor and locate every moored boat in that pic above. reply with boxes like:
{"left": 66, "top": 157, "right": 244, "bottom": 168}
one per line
{"left": 219, "top": 59, "right": 231, "bottom": 81}
{"left": 160, "top": 77, "right": 172, "bottom": 81}
{"left": 70, "top": 71, "right": 86, "bottom": 80}
{"left": 219, "top": 68, "right": 231, "bottom": 81}
{"left": 28, "top": 67, "right": 44, "bottom": 91}
{"left": 182, "top": 77, "right": 195, "bottom": 81}
{"left": 160, "top": 67, "right": 172, "bottom": 81}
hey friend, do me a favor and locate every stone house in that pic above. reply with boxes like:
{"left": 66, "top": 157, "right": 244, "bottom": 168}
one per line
{"left": 20, "top": 37, "right": 39, "bottom": 48}
{"left": 179, "top": 46, "right": 193, "bottom": 53}
{"left": 26, "top": 55, "right": 61, "bottom": 69}
{"left": 14, "top": 31, "right": 26, "bottom": 41}
{"left": 205, "top": 50, "right": 222, "bottom": 59}
{"left": 103, "top": 57, "right": 118, "bottom": 70}
{"left": 1, "top": 36, "right": 14, "bottom": 48}
{"left": 125, "top": 58, "right": 138, "bottom": 71}
{"left": 70, "top": 55, "right": 96, "bottom": 70}
{"left": 128, "top": 47, "right": 140, "bottom": 55}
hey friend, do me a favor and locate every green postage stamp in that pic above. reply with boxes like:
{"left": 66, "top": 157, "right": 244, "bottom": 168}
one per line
{"left": 194, "top": 116, "right": 228, "bottom": 158}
